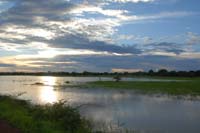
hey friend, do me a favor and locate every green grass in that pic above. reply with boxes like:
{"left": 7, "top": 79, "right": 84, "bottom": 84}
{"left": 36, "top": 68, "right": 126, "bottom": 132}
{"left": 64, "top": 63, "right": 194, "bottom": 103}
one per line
{"left": 0, "top": 95, "right": 91, "bottom": 133}
{"left": 87, "top": 78, "right": 200, "bottom": 96}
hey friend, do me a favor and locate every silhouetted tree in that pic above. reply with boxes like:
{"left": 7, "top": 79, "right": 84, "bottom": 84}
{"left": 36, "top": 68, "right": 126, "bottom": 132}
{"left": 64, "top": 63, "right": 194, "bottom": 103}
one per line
{"left": 157, "top": 69, "right": 168, "bottom": 76}
{"left": 113, "top": 75, "right": 121, "bottom": 82}
{"left": 148, "top": 69, "right": 154, "bottom": 76}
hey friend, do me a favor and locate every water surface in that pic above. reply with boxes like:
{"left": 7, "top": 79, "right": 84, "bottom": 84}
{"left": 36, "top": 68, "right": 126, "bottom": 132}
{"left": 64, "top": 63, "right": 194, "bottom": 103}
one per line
{"left": 0, "top": 76, "right": 200, "bottom": 133}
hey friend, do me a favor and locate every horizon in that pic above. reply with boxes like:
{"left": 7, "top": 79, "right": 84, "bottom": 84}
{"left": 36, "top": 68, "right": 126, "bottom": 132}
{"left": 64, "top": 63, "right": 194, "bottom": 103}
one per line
{"left": 0, "top": 0, "right": 200, "bottom": 72}
{"left": 0, "top": 69, "right": 200, "bottom": 74}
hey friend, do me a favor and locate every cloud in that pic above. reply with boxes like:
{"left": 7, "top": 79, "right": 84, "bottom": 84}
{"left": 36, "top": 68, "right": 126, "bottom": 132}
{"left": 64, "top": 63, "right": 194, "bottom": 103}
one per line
{"left": 121, "top": 11, "right": 197, "bottom": 23}
{"left": 0, "top": 56, "right": 76, "bottom": 68}
{"left": 0, "top": 0, "right": 134, "bottom": 54}
{"left": 69, "top": 4, "right": 129, "bottom": 18}
{"left": 0, "top": 48, "right": 133, "bottom": 68}
{"left": 55, "top": 54, "right": 200, "bottom": 72}
{"left": 177, "top": 52, "right": 200, "bottom": 59}
{"left": 0, "top": 0, "right": 199, "bottom": 72}
{"left": 0, "top": 63, "right": 14, "bottom": 67}
{"left": 130, "top": 42, "right": 186, "bottom": 57}
{"left": 48, "top": 34, "right": 141, "bottom": 54}
{"left": 187, "top": 32, "right": 200, "bottom": 45}
{"left": 149, "top": 42, "right": 185, "bottom": 54}
{"left": 103, "top": 0, "right": 155, "bottom": 3}
{"left": 0, "top": 0, "right": 196, "bottom": 53}
{"left": 112, "top": 68, "right": 144, "bottom": 73}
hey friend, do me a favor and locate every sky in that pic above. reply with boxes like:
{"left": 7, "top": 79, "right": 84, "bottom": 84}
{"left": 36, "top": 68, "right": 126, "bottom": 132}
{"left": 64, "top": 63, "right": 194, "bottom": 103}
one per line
{"left": 0, "top": 0, "right": 200, "bottom": 72}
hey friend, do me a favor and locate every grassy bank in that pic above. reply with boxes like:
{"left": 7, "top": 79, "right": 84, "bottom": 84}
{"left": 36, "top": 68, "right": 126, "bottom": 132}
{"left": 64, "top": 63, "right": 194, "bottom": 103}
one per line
{"left": 0, "top": 95, "right": 91, "bottom": 133}
{"left": 87, "top": 78, "right": 200, "bottom": 96}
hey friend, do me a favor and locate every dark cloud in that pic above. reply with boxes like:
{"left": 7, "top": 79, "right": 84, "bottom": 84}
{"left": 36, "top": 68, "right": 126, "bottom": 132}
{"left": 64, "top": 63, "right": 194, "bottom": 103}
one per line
{"left": 51, "top": 54, "right": 200, "bottom": 72}
{"left": 144, "top": 42, "right": 185, "bottom": 54}
{"left": 0, "top": 0, "right": 142, "bottom": 54}
{"left": 0, "top": 0, "right": 74, "bottom": 24}
{"left": 49, "top": 34, "right": 142, "bottom": 54}
{"left": 0, "top": 63, "right": 15, "bottom": 67}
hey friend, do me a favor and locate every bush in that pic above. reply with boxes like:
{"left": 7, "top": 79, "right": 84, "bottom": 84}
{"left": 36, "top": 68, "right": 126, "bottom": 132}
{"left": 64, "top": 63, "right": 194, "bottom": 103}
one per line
{"left": 0, "top": 96, "right": 91, "bottom": 133}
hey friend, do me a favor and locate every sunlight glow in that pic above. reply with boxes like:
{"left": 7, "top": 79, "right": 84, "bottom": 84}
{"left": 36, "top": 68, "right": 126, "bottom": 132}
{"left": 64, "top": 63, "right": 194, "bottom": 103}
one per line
{"left": 39, "top": 76, "right": 58, "bottom": 103}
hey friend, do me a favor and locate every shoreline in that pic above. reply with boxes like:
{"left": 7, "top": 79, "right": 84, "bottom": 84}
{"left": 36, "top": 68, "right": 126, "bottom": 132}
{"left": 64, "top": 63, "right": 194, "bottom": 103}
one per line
{"left": 0, "top": 95, "right": 91, "bottom": 133}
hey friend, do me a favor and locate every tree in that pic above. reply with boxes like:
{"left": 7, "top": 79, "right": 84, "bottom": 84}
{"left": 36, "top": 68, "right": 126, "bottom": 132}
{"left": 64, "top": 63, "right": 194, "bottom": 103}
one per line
{"left": 113, "top": 75, "right": 121, "bottom": 82}
{"left": 148, "top": 69, "right": 154, "bottom": 75}
{"left": 157, "top": 69, "right": 168, "bottom": 76}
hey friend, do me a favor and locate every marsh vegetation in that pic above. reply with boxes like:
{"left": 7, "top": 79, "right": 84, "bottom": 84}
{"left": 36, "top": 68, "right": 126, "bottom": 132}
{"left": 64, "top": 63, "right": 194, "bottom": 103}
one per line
{"left": 0, "top": 95, "right": 91, "bottom": 133}
{"left": 87, "top": 78, "right": 200, "bottom": 96}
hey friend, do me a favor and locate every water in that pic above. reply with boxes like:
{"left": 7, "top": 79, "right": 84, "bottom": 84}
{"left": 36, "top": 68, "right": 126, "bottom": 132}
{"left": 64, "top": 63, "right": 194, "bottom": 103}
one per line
{"left": 0, "top": 76, "right": 200, "bottom": 133}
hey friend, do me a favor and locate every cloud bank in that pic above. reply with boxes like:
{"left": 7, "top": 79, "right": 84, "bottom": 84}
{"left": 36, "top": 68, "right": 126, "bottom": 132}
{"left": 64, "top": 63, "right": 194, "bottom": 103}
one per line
{"left": 0, "top": 0, "right": 199, "bottom": 71}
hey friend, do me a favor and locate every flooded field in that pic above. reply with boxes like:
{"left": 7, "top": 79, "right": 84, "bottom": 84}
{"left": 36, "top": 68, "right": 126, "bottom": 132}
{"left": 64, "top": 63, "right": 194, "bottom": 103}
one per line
{"left": 0, "top": 76, "right": 200, "bottom": 133}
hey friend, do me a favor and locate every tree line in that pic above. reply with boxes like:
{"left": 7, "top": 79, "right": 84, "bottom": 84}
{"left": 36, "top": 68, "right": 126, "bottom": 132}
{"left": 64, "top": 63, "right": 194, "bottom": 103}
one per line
{"left": 0, "top": 69, "right": 200, "bottom": 77}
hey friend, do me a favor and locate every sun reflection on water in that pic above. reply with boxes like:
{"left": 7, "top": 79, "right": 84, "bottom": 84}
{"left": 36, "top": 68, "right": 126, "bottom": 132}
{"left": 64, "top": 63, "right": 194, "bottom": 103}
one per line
{"left": 39, "top": 76, "right": 58, "bottom": 103}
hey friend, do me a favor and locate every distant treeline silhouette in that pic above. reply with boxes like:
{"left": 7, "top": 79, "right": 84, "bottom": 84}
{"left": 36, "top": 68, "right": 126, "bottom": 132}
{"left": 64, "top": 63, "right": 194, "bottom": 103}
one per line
{"left": 1, "top": 69, "right": 200, "bottom": 77}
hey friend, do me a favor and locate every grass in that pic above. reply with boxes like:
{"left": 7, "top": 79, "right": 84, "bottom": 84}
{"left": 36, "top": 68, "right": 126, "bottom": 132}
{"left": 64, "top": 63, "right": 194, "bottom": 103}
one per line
{"left": 87, "top": 78, "right": 200, "bottom": 96}
{"left": 0, "top": 95, "right": 91, "bottom": 133}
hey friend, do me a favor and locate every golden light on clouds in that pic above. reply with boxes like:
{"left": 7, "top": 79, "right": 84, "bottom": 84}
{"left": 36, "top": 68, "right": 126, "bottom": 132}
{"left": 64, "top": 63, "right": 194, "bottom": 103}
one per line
{"left": 0, "top": 47, "right": 133, "bottom": 69}
{"left": 112, "top": 68, "right": 144, "bottom": 73}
